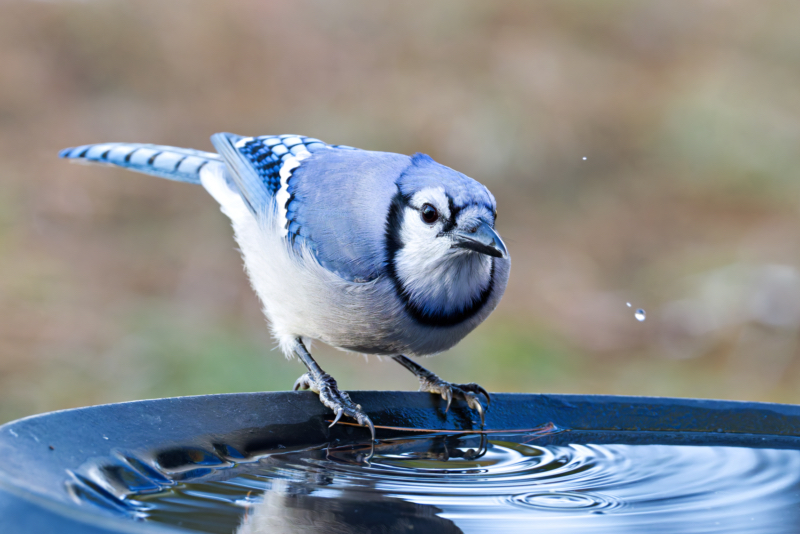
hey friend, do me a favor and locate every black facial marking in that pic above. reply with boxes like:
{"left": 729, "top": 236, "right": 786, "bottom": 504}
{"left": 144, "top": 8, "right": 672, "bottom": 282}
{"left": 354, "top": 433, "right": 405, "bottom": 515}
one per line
{"left": 384, "top": 188, "right": 408, "bottom": 262}
{"left": 440, "top": 195, "right": 461, "bottom": 233}
{"left": 384, "top": 189, "right": 495, "bottom": 328}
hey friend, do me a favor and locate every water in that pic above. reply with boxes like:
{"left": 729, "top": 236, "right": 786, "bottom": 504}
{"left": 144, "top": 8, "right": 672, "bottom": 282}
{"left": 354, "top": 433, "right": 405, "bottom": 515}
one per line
{"left": 626, "top": 302, "right": 646, "bottom": 321}
{"left": 124, "top": 432, "right": 800, "bottom": 533}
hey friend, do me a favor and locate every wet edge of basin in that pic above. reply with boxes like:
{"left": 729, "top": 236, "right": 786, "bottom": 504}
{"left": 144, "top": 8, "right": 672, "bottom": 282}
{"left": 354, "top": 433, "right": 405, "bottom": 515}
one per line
{"left": 1, "top": 391, "right": 800, "bottom": 533}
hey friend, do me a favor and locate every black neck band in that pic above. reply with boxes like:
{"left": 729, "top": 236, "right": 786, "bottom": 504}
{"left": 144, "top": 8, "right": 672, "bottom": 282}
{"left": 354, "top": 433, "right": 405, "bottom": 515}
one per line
{"left": 383, "top": 190, "right": 495, "bottom": 328}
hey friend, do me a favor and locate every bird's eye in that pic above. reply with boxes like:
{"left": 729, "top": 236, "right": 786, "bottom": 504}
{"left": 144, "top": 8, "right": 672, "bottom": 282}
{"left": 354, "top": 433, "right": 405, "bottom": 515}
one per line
{"left": 420, "top": 203, "right": 439, "bottom": 224}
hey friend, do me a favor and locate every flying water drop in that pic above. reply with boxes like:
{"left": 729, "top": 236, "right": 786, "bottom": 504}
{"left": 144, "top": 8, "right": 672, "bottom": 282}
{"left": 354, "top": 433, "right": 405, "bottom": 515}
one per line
{"left": 635, "top": 309, "right": 646, "bottom": 322}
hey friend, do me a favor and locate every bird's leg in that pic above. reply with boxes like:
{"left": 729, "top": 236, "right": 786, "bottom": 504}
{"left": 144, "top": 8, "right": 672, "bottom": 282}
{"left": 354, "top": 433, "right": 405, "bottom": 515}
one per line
{"left": 392, "top": 355, "right": 490, "bottom": 426}
{"left": 291, "top": 338, "right": 375, "bottom": 440}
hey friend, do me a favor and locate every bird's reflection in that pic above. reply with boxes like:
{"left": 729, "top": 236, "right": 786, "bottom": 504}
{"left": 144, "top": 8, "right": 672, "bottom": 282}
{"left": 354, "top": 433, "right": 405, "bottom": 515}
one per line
{"left": 327, "top": 433, "right": 489, "bottom": 465}
{"left": 236, "top": 434, "right": 486, "bottom": 534}
{"left": 236, "top": 478, "right": 463, "bottom": 534}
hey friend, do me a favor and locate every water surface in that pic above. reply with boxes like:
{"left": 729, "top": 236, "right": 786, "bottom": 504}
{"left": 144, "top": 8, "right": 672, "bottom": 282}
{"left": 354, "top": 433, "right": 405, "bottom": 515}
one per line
{"left": 127, "top": 432, "right": 800, "bottom": 533}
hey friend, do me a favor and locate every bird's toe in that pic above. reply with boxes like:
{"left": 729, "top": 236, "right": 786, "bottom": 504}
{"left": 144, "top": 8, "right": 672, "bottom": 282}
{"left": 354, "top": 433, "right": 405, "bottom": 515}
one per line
{"left": 293, "top": 373, "right": 316, "bottom": 392}
{"left": 295, "top": 371, "right": 374, "bottom": 440}
{"left": 420, "top": 378, "right": 490, "bottom": 427}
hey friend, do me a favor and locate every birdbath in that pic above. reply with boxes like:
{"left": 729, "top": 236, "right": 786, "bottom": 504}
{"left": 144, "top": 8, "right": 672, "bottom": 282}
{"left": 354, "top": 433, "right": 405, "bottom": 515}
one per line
{"left": 2, "top": 391, "right": 800, "bottom": 533}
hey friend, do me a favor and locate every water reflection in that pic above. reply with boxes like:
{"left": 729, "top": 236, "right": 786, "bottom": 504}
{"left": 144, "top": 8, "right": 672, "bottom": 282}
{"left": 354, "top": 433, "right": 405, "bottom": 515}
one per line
{"left": 237, "top": 436, "right": 483, "bottom": 532}
{"left": 129, "top": 433, "right": 800, "bottom": 534}
{"left": 237, "top": 477, "right": 462, "bottom": 534}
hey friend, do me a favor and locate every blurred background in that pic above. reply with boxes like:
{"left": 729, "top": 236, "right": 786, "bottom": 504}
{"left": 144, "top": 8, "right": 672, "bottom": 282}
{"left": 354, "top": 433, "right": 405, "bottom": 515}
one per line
{"left": 2, "top": 0, "right": 800, "bottom": 424}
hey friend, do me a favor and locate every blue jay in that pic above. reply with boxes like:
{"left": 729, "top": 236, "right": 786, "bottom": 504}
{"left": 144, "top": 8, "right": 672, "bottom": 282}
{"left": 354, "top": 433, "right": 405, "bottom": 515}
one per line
{"left": 60, "top": 134, "right": 510, "bottom": 438}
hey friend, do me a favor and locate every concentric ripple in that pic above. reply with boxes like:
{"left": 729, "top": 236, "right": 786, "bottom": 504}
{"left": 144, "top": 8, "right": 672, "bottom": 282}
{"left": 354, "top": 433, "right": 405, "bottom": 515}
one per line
{"left": 128, "top": 433, "right": 800, "bottom": 534}
{"left": 510, "top": 490, "right": 620, "bottom": 511}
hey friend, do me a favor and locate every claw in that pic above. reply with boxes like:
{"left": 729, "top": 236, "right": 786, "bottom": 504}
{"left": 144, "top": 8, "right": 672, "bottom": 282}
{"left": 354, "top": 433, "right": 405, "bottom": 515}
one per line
{"left": 292, "top": 370, "right": 373, "bottom": 441}
{"left": 292, "top": 341, "right": 373, "bottom": 446}
{"left": 293, "top": 375, "right": 307, "bottom": 391}
{"left": 420, "top": 379, "right": 489, "bottom": 424}
{"left": 477, "top": 385, "right": 491, "bottom": 406}
{"left": 329, "top": 407, "right": 344, "bottom": 428}
{"left": 364, "top": 416, "right": 375, "bottom": 442}
{"left": 395, "top": 355, "right": 489, "bottom": 428}
{"left": 472, "top": 397, "right": 486, "bottom": 427}
{"left": 461, "top": 383, "right": 491, "bottom": 406}
{"left": 424, "top": 381, "right": 488, "bottom": 425}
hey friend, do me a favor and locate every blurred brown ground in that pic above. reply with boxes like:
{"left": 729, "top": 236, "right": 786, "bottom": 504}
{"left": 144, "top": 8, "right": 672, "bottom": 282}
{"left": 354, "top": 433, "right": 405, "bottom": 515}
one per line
{"left": 2, "top": 0, "right": 800, "bottom": 423}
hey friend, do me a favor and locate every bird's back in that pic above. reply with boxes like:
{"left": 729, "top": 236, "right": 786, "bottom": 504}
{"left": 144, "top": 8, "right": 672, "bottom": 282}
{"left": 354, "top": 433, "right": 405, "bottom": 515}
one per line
{"left": 61, "top": 134, "right": 414, "bottom": 284}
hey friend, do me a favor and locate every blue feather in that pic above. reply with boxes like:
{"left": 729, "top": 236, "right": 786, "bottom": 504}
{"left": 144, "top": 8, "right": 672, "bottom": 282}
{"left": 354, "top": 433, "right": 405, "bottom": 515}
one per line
{"left": 211, "top": 134, "right": 338, "bottom": 216}
{"left": 59, "top": 135, "right": 498, "bottom": 287}
{"left": 285, "top": 149, "right": 409, "bottom": 282}
{"left": 59, "top": 143, "right": 220, "bottom": 184}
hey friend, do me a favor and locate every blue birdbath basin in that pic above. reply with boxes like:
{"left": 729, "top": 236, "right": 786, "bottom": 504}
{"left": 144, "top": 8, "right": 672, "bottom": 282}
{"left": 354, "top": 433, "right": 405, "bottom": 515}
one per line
{"left": 2, "top": 391, "right": 800, "bottom": 533}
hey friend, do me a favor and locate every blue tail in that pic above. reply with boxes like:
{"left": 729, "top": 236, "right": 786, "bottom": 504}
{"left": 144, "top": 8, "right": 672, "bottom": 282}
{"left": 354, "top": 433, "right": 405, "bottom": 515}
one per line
{"left": 59, "top": 143, "right": 222, "bottom": 184}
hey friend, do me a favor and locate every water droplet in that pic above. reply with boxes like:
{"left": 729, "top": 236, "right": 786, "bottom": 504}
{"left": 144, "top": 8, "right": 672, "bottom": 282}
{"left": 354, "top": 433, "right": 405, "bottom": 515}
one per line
{"left": 635, "top": 309, "right": 646, "bottom": 322}
{"left": 626, "top": 302, "right": 632, "bottom": 307}
{"left": 582, "top": 156, "right": 587, "bottom": 160}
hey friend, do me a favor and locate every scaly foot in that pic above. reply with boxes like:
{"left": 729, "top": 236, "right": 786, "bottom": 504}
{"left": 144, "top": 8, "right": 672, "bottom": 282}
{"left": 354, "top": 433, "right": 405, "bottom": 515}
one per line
{"left": 419, "top": 376, "right": 490, "bottom": 427}
{"left": 294, "top": 371, "right": 375, "bottom": 440}
{"left": 392, "top": 354, "right": 490, "bottom": 426}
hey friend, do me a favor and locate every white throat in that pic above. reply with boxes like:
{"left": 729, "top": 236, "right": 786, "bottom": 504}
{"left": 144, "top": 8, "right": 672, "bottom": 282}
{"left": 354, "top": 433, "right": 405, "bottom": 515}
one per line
{"left": 393, "top": 219, "right": 492, "bottom": 317}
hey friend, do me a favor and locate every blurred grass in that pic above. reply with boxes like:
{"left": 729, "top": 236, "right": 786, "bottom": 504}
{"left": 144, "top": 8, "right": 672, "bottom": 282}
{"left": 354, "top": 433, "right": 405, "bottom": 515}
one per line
{"left": 2, "top": 0, "right": 800, "bottom": 423}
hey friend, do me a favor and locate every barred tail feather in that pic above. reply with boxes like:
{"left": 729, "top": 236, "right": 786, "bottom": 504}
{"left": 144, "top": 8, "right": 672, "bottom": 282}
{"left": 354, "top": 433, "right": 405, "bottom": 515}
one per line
{"left": 59, "top": 143, "right": 222, "bottom": 184}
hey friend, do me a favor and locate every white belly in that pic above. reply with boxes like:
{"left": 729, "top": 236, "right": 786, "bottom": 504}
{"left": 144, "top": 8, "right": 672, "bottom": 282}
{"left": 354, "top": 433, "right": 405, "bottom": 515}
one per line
{"left": 200, "top": 164, "right": 509, "bottom": 359}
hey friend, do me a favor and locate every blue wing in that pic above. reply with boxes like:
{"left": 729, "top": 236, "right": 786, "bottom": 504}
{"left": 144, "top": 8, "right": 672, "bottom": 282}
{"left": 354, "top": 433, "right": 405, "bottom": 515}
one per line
{"left": 212, "top": 134, "right": 410, "bottom": 282}
{"left": 284, "top": 148, "right": 409, "bottom": 281}
{"left": 60, "top": 134, "right": 413, "bottom": 283}
{"left": 59, "top": 143, "right": 220, "bottom": 184}
{"left": 209, "top": 133, "right": 336, "bottom": 216}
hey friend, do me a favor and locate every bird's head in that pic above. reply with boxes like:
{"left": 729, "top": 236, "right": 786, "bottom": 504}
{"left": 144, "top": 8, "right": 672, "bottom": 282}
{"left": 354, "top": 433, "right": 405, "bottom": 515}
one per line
{"left": 385, "top": 154, "right": 508, "bottom": 326}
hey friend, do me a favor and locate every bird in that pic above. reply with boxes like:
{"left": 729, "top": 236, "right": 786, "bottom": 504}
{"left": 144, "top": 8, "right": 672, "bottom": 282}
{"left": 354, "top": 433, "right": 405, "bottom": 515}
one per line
{"left": 59, "top": 134, "right": 510, "bottom": 439}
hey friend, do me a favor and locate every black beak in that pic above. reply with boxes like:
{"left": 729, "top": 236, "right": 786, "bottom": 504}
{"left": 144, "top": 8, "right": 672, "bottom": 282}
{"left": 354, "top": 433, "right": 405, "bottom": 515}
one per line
{"left": 452, "top": 221, "right": 508, "bottom": 259}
